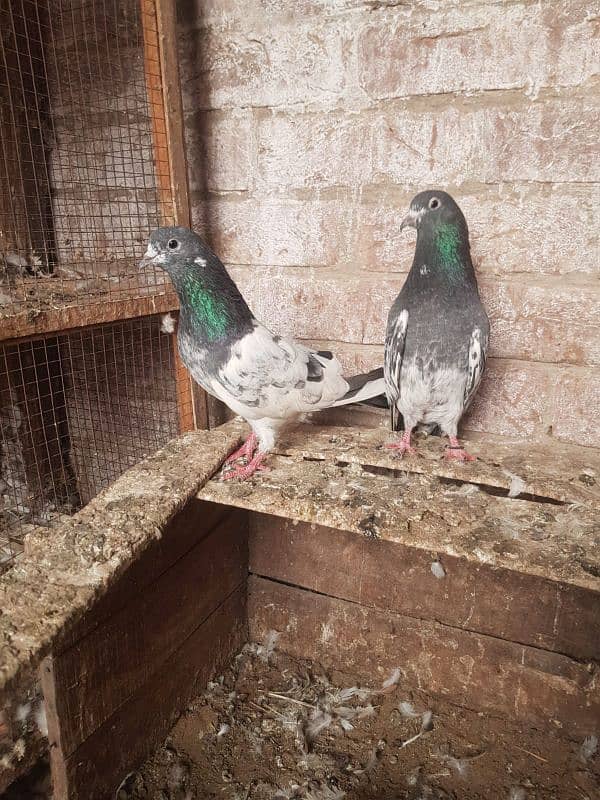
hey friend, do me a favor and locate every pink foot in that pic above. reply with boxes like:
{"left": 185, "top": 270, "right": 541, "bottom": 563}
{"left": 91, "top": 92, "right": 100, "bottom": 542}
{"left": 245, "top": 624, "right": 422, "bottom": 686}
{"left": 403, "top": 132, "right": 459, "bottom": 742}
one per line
{"left": 225, "top": 433, "right": 258, "bottom": 465}
{"left": 445, "top": 436, "right": 476, "bottom": 462}
{"left": 385, "top": 429, "right": 417, "bottom": 457}
{"left": 222, "top": 452, "right": 269, "bottom": 481}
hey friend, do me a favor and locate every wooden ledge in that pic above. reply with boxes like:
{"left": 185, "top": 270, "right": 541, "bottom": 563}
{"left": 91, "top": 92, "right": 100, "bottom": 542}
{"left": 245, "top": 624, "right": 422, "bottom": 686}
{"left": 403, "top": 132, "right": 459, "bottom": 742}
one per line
{"left": 199, "top": 424, "right": 600, "bottom": 593}
{"left": 0, "top": 420, "right": 244, "bottom": 703}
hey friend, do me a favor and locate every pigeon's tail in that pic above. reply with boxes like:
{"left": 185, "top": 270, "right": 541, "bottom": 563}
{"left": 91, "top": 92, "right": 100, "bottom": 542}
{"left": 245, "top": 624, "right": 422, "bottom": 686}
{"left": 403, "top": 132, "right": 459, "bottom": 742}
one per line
{"left": 333, "top": 367, "right": 389, "bottom": 408}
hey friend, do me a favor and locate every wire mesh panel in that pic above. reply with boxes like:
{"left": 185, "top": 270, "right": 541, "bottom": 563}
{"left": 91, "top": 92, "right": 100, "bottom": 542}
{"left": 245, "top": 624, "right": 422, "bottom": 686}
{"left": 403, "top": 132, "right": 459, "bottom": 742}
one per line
{"left": 0, "top": 0, "right": 193, "bottom": 577}
{"left": 0, "top": 0, "right": 175, "bottom": 325}
{"left": 0, "top": 315, "right": 180, "bottom": 570}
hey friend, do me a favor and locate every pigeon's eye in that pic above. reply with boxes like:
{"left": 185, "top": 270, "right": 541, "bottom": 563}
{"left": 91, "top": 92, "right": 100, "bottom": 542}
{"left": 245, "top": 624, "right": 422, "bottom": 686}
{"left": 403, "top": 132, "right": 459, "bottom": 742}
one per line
{"left": 167, "top": 238, "right": 180, "bottom": 250}
{"left": 429, "top": 197, "right": 441, "bottom": 210}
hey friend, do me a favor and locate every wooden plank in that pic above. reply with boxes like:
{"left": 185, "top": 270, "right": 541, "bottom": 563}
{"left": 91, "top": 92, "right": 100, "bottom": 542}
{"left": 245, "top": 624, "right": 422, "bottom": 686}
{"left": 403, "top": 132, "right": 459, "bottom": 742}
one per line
{"left": 59, "top": 499, "right": 230, "bottom": 649}
{"left": 141, "top": 0, "right": 204, "bottom": 432}
{"left": 0, "top": 291, "right": 179, "bottom": 344}
{"left": 249, "top": 576, "right": 600, "bottom": 735}
{"left": 45, "top": 585, "right": 247, "bottom": 800}
{"left": 46, "top": 509, "right": 247, "bottom": 757}
{"left": 270, "top": 425, "right": 600, "bottom": 510}
{"left": 0, "top": 421, "right": 244, "bottom": 704}
{"left": 249, "top": 514, "right": 600, "bottom": 661}
{"left": 199, "top": 451, "right": 599, "bottom": 593}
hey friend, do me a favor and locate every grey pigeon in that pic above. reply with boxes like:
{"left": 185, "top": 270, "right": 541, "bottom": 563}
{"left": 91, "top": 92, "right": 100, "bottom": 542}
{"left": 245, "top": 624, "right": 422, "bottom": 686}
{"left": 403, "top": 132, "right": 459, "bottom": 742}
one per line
{"left": 141, "top": 227, "right": 385, "bottom": 479}
{"left": 384, "top": 190, "right": 489, "bottom": 461}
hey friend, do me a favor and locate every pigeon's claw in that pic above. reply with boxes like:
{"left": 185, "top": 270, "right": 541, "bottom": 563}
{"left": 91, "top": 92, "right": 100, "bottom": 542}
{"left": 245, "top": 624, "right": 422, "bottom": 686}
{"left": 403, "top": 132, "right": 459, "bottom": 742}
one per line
{"left": 385, "top": 429, "right": 417, "bottom": 457}
{"left": 222, "top": 452, "right": 268, "bottom": 481}
{"left": 225, "top": 433, "right": 258, "bottom": 465}
{"left": 445, "top": 436, "right": 476, "bottom": 462}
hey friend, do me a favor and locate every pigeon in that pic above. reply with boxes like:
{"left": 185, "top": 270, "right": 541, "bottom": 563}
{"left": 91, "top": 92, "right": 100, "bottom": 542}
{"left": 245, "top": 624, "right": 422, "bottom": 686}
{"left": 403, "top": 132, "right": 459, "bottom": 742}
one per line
{"left": 140, "top": 227, "right": 385, "bottom": 479}
{"left": 384, "top": 190, "right": 490, "bottom": 461}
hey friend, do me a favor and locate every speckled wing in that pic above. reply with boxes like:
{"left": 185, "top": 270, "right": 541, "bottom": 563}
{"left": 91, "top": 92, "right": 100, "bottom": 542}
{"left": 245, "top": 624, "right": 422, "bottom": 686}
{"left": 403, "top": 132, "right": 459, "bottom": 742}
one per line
{"left": 384, "top": 309, "right": 408, "bottom": 431}
{"left": 462, "top": 326, "right": 488, "bottom": 412}
{"left": 211, "top": 323, "right": 349, "bottom": 420}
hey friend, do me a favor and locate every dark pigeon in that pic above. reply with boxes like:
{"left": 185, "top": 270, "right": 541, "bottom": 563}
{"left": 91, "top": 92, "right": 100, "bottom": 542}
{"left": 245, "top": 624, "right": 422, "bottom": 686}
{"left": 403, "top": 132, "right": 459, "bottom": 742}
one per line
{"left": 384, "top": 190, "right": 490, "bottom": 461}
{"left": 140, "top": 226, "right": 385, "bottom": 479}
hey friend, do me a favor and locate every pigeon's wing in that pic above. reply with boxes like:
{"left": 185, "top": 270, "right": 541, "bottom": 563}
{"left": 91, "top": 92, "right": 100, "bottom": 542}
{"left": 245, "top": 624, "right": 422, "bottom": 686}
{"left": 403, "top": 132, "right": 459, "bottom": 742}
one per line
{"left": 462, "top": 326, "right": 488, "bottom": 411}
{"left": 210, "top": 323, "right": 349, "bottom": 420}
{"left": 384, "top": 309, "right": 408, "bottom": 431}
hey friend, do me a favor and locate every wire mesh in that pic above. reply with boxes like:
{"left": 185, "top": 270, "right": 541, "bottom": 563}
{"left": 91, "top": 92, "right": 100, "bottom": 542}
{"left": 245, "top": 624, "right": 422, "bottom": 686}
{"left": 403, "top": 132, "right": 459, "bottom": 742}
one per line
{"left": 0, "top": 0, "right": 188, "bottom": 575}
{"left": 0, "top": 314, "right": 180, "bottom": 571}
{"left": 0, "top": 0, "right": 174, "bottom": 319}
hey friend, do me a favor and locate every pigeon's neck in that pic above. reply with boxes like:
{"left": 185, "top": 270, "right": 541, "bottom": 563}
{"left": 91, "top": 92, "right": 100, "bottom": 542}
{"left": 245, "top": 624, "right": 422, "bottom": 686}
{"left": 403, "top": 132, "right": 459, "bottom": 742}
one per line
{"left": 173, "top": 262, "right": 253, "bottom": 344}
{"left": 412, "top": 221, "right": 476, "bottom": 290}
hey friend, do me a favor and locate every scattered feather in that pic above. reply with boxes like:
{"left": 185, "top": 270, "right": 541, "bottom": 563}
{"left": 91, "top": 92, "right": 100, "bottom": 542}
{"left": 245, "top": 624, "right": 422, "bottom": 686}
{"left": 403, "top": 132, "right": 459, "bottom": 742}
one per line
{"left": 509, "top": 788, "right": 527, "bottom": 800}
{"left": 114, "top": 772, "right": 136, "bottom": 798}
{"left": 256, "top": 630, "right": 280, "bottom": 662}
{"left": 444, "top": 755, "right": 468, "bottom": 777}
{"left": 431, "top": 560, "right": 446, "bottom": 579}
{"left": 336, "top": 686, "right": 371, "bottom": 703}
{"left": 580, "top": 734, "right": 598, "bottom": 762}
{"left": 304, "top": 783, "right": 345, "bottom": 800}
{"left": 34, "top": 703, "right": 48, "bottom": 738}
{"left": 398, "top": 701, "right": 420, "bottom": 718}
{"left": 381, "top": 667, "right": 401, "bottom": 690}
{"left": 216, "top": 723, "right": 230, "bottom": 739}
{"left": 505, "top": 471, "right": 527, "bottom": 498}
{"left": 353, "top": 740, "right": 384, "bottom": 774}
{"left": 420, "top": 710, "right": 434, "bottom": 732}
{"left": 304, "top": 711, "right": 333, "bottom": 745}
{"left": 356, "top": 704, "right": 376, "bottom": 718}
{"left": 161, "top": 312, "right": 176, "bottom": 334}
{"left": 339, "top": 718, "right": 354, "bottom": 732}
{"left": 15, "top": 703, "right": 31, "bottom": 724}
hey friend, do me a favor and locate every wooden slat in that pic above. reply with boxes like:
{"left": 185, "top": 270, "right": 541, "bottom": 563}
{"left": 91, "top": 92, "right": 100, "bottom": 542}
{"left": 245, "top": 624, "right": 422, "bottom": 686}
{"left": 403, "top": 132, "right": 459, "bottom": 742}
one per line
{"left": 249, "top": 576, "right": 600, "bottom": 735}
{"left": 249, "top": 514, "right": 599, "bottom": 661}
{"left": 0, "top": 291, "right": 179, "bottom": 345}
{"left": 46, "top": 509, "right": 247, "bottom": 756}
{"left": 199, "top": 451, "right": 599, "bottom": 593}
{"left": 45, "top": 585, "right": 247, "bottom": 800}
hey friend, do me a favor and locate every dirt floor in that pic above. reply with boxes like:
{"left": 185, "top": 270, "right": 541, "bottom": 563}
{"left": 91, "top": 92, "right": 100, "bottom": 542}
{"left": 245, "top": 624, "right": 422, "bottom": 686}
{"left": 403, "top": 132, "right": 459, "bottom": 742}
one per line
{"left": 4, "top": 641, "right": 598, "bottom": 800}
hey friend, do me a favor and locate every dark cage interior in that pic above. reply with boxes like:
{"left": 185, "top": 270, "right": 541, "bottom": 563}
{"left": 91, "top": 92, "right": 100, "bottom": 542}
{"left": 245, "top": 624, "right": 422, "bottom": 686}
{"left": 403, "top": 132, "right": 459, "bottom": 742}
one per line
{"left": 0, "top": 0, "right": 191, "bottom": 574}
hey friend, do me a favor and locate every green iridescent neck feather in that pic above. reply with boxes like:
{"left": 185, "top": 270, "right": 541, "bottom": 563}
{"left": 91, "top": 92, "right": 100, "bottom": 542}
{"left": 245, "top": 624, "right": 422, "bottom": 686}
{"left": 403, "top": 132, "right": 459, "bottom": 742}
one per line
{"left": 433, "top": 222, "right": 466, "bottom": 282}
{"left": 182, "top": 274, "right": 229, "bottom": 340}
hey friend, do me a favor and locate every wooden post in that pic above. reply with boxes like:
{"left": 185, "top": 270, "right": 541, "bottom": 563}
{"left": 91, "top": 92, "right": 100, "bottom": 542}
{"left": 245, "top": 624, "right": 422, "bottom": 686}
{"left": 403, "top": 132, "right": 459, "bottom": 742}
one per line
{"left": 141, "top": 0, "right": 207, "bottom": 432}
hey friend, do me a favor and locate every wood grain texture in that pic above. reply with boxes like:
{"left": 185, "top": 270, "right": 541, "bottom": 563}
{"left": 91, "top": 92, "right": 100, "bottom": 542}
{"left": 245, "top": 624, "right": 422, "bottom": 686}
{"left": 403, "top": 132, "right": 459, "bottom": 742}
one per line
{"left": 249, "top": 513, "right": 600, "bottom": 661}
{"left": 249, "top": 576, "right": 600, "bottom": 735}
{"left": 46, "top": 508, "right": 247, "bottom": 756}
{"left": 46, "top": 585, "right": 247, "bottom": 800}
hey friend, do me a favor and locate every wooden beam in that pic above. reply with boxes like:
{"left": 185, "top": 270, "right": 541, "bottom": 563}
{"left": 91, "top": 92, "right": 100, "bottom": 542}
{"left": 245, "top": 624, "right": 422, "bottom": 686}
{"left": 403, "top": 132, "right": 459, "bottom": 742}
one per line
{"left": 249, "top": 576, "right": 600, "bottom": 735}
{"left": 140, "top": 0, "right": 205, "bottom": 431}
{"left": 45, "top": 585, "right": 247, "bottom": 800}
{"left": 41, "top": 500, "right": 249, "bottom": 799}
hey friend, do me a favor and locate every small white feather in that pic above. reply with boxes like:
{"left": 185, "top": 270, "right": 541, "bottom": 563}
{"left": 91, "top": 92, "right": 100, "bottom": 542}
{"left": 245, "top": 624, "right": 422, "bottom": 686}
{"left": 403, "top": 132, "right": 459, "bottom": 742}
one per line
{"left": 580, "top": 734, "right": 598, "bottom": 762}
{"left": 339, "top": 718, "right": 354, "bottom": 732}
{"left": 15, "top": 703, "right": 31, "bottom": 724}
{"left": 382, "top": 667, "right": 401, "bottom": 690}
{"left": 216, "top": 723, "right": 230, "bottom": 739}
{"left": 398, "top": 701, "right": 420, "bottom": 718}
{"left": 505, "top": 471, "right": 527, "bottom": 498}
{"left": 509, "top": 788, "right": 527, "bottom": 800}
{"left": 256, "top": 629, "right": 280, "bottom": 662}
{"left": 431, "top": 560, "right": 446, "bottom": 579}
{"left": 35, "top": 704, "right": 48, "bottom": 738}
{"left": 305, "top": 711, "right": 333, "bottom": 743}
{"left": 160, "top": 313, "right": 176, "bottom": 334}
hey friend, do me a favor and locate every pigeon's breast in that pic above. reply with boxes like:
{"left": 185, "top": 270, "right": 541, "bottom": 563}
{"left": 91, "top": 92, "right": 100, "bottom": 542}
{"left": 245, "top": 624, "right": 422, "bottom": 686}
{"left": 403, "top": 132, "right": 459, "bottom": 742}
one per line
{"left": 397, "top": 357, "right": 468, "bottom": 432}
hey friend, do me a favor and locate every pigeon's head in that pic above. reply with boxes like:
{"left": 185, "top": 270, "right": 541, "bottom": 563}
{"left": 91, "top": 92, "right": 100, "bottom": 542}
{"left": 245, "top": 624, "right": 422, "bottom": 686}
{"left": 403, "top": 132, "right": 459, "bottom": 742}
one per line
{"left": 400, "top": 190, "right": 468, "bottom": 236}
{"left": 140, "top": 226, "right": 209, "bottom": 275}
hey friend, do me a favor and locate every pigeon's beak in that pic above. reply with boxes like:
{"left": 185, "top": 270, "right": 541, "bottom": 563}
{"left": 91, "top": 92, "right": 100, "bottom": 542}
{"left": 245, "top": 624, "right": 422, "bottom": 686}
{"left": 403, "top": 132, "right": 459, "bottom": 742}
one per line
{"left": 139, "top": 243, "right": 159, "bottom": 269}
{"left": 400, "top": 209, "right": 419, "bottom": 232}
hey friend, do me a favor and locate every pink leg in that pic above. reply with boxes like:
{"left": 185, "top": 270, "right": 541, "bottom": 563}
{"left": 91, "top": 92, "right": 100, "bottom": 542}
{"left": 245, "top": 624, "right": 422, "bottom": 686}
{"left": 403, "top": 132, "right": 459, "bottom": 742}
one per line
{"left": 222, "top": 451, "right": 269, "bottom": 481}
{"left": 385, "top": 428, "right": 417, "bottom": 457}
{"left": 225, "top": 433, "right": 258, "bottom": 465}
{"left": 445, "top": 435, "right": 476, "bottom": 462}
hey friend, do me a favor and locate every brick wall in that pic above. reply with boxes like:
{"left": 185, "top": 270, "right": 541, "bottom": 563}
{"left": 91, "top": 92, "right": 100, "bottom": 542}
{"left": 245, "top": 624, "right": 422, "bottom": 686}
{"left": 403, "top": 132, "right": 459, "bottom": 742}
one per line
{"left": 179, "top": 0, "right": 599, "bottom": 449}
